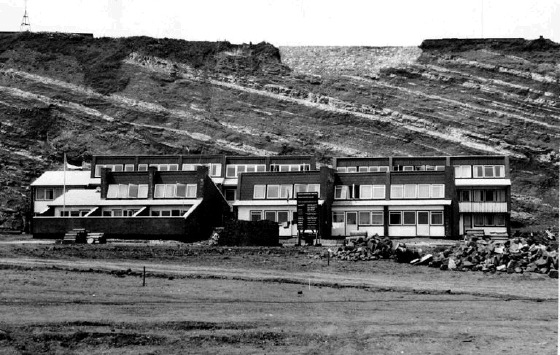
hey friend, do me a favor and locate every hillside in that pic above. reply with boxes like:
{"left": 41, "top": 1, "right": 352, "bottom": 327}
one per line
{"left": 0, "top": 32, "right": 558, "bottom": 231}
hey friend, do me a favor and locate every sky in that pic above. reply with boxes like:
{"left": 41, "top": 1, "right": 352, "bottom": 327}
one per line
{"left": 1, "top": 0, "right": 558, "bottom": 46}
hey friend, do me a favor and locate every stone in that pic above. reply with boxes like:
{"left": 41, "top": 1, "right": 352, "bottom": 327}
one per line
{"left": 515, "top": 267, "right": 523, "bottom": 273}
{"left": 419, "top": 254, "right": 433, "bottom": 265}
{"left": 448, "top": 259, "right": 457, "bottom": 270}
{"left": 496, "top": 265, "right": 506, "bottom": 271}
{"left": 549, "top": 270, "right": 559, "bottom": 279}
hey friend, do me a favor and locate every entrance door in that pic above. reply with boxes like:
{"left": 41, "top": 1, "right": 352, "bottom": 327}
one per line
{"left": 345, "top": 212, "right": 358, "bottom": 236}
{"left": 417, "top": 211, "right": 430, "bottom": 236}
{"left": 463, "top": 214, "right": 471, "bottom": 235}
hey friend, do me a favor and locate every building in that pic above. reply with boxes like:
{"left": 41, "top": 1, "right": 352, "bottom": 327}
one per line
{"left": 30, "top": 154, "right": 511, "bottom": 240}
{"left": 32, "top": 165, "right": 231, "bottom": 241}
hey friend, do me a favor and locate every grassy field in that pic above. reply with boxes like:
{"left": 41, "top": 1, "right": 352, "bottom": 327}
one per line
{"left": 0, "top": 239, "right": 557, "bottom": 354}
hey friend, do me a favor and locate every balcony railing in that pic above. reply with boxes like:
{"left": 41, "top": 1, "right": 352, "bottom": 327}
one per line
{"left": 458, "top": 202, "right": 508, "bottom": 213}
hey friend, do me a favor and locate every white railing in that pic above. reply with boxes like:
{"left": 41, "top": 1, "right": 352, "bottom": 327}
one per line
{"left": 458, "top": 202, "right": 508, "bottom": 213}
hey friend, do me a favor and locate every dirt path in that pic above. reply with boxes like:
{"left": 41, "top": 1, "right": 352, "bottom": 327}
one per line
{"left": 1, "top": 257, "right": 556, "bottom": 301}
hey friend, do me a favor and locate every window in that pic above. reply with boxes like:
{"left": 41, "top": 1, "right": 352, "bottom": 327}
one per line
{"left": 267, "top": 185, "right": 280, "bottom": 199}
{"left": 346, "top": 167, "right": 357, "bottom": 173}
{"left": 403, "top": 211, "right": 416, "bottom": 225}
{"left": 404, "top": 184, "right": 417, "bottom": 198}
{"left": 495, "top": 214, "right": 506, "bottom": 226}
{"left": 459, "top": 190, "right": 470, "bottom": 202}
{"left": 112, "top": 209, "right": 123, "bottom": 217}
{"left": 118, "top": 184, "right": 128, "bottom": 198}
{"left": 391, "top": 185, "right": 403, "bottom": 199}
{"left": 403, "top": 166, "right": 414, "bottom": 171}
{"left": 186, "top": 184, "right": 197, "bottom": 198}
{"left": 138, "top": 185, "right": 149, "bottom": 198}
{"left": 277, "top": 211, "right": 289, "bottom": 224}
{"left": 107, "top": 184, "right": 119, "bottom": 198}
{"left": 138, "top": 164, "right": 148, "bottom": 171}
{"left": 372, "top": 185, "right": 385, "bottom": 199}
{"left": 485, "top": 214, "right": 494, "bottom": 226}
{"left": 485, "top": 190, "right": 495, "bottom": 202}
{"left": 435, "top": 166, "right": 445, "bottom": 171}
{"left": 494, "top": 165, "right": 505, "bottom": 178}
{"left": 360, "top": 185, "right": 373, "bottom": 199}
{"left": 308, "top": 184, "right": 320, "bottom": 193}
{"left": 332, "top": 212, "right": 345, "bottom": 223}
{"left": 128, "top": 184, "right": 139, "bottom": 198}
{"left": 368, "top": 166, "right": 379, "bottom": 172}
{"left": 337, "top": 167, "right": 347, "bottom": 173}
{"left": 265, "top": 211, "right": 276, "bottom": 222}
{"left": 389, "top": 212, "right": 402, "bottom": 225}
{"left": 431, "top": 211, "right": 443, "bottom": 225}
{"left": 226, "top": 165, "right": 236, "bottom": 178}
{"left": 335, "top": 185, "right": 350, "bottom": 199}
{"left": 154, "top": 184, "right": 165, "bottom": 198}
{"left": 250, "top": 211, "right": 262, "bottom": 221}
{"left": 182, "top": 164, "right": 196, "bottom": 171}
{"left": 165, "top": 184, "right": 176, "bottom": 198}
{"left": 236, "top": 165, "right": 246, "bottom": 177}
{"left": 359, "top": 211, "right": 371, "bottom": 225}
{"left": 225, "top": 189, "right": 236, "bottom": 201}
{"left": 294, "top": 184, "right": 306, "bottom": 195}
{"left": 124, "top": 164, "right": 135, "bottom": 172}
{"left": 358, "top": 167, "right": 369, "bottom": 172}
{"left": 431, "top": 184, "right": 445, "bottom": 198}
{"left": 379, "top": 166, "right": 389, "bottom": 172}
{"left": 371, "top": 212, "right": 383, "bottom": 225}
{"left": 280, "top": 185, "right": 293, "bottom": 199}
{"left": 176, "top": 184, "right": 187, "bottom": 197}
{"left": 112, "top": 165, "right": 123, "bottom": 172}
{"left": 418, "top": 184, "right": 430, "bottom": 198}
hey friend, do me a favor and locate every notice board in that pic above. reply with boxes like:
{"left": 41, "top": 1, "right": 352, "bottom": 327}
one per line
{"left": 296, "top": 192, "right": 319, "bottom": 231}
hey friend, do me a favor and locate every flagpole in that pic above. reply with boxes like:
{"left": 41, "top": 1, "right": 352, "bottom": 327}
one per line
{"left": 63, "top": 153, "right": 66, "bottom": 217}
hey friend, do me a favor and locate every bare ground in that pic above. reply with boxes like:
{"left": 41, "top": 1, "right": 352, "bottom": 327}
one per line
{"left": 0, "top": 240, "right": 557, "bottom": 354}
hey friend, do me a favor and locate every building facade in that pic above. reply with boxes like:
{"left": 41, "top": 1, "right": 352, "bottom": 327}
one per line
{"left": 31, "top": 154, "right": 511, "bottom": 240}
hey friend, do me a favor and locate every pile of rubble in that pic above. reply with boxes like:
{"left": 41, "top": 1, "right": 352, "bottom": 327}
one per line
{"left": 327, "top": 235, "right": 394, "bottom": 261}
{"left": 400, "top": 235, "right": 559, "bottom": 278}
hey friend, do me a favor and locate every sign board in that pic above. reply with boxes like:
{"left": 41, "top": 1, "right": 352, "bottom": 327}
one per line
{"left": 296, "top": 192, "right": 319, "bottom": 231}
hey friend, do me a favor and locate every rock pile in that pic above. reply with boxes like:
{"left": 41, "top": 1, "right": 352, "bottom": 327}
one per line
{"left": 327, "top": 235, "right": 394, "bottom": 261}
{"left": 405, "top": 236, "right": 559, "bottom": 278}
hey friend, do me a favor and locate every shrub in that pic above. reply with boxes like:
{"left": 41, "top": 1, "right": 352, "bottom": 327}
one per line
{"left": 218, "top": 219, "right": 279, "bottom": 246}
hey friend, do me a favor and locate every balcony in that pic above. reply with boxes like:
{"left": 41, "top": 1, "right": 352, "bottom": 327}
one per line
{"left": 458, "top": 202, "right": 508, "bottom": 213}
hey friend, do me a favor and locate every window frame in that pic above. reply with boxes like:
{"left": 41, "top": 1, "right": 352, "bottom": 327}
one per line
{"left": 267, "top": 185, "right": 280, "bottom": 199}
{"left": 430, "top": 211, "right": 444, "bottom": 225}
{"left": 390, "top": 185, "right": 404, "bottom": 199}
{"left": 389, "top": 211, "right": 402, "bottom": 225}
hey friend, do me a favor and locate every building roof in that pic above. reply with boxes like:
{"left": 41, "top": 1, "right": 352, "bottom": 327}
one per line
{"left": 48, "top": 189, "right": 201, "bottom": 207}
{"left": 31, "top": 171, "right": 100, "bottom": 187}
{"left": 454, "top": 179, "right": 511, "bottom": 186}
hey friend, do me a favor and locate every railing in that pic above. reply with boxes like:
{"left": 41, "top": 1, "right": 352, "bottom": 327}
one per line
{"left": 458, "top": 202, "right": 507, "bottom": 213}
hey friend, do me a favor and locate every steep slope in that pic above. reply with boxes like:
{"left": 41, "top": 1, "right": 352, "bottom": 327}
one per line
{"left": 0, "top": 33, "right": 557, "bottom": 231}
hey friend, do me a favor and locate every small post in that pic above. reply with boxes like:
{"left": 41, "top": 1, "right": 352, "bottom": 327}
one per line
{"left": 327, "top": 251, "right": 330, "bottom": 266}
{"left": 143, "top": 266, "right": 146, "bottom": 287}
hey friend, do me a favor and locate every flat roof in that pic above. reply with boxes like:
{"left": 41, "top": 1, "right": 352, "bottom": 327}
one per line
{"left": 31, "top": 171, "right": 100, "bottom": 187}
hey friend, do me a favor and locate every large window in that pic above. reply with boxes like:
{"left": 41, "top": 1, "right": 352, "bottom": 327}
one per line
{"left": 358, "top": 211, "right": 384, "bottom": 225}
{"left": 360, "top": 185, "right": 372, "bottom": 199}
{"left": 391, "top": 184, "right": 444, "bottom": 199}
{"left": 294, "top": 184, "right": 320, "bottom": 195}
{"left": 454, "top": 165, "right": 472, "bottom": 178}
{"left": 35, "top": 187, "right": 63, "bottom": 201}
{"left": 182, "top": 163, "right": 222, "bottom": 177}
{"left": 279, "top": 185, "right": 293, "bottom": 199}
{"left": 153, "top": 184, "right": 196, "bottom": 198}
{"left": 270, "top": 164, "right": 310, "bottom": 172}
{"left": 473, "top": 165, "right": 505, "bottom": 178}
{"left": 94, "top": 164, "right": 124, "bottom": 177}
{"left": 262, "top": 210, "right": 290, "bottom": 224}
{"left": 226, "top": 164, "right": 266, "bottom": 177}
{"left": 473, "top": 213, "right": 506, "bottom": 226}
{"left": 470, "top": 189, "right": 506, "bottom": 202}
{"left": 332, "top": 212, "right": 345, "bottom": 223}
